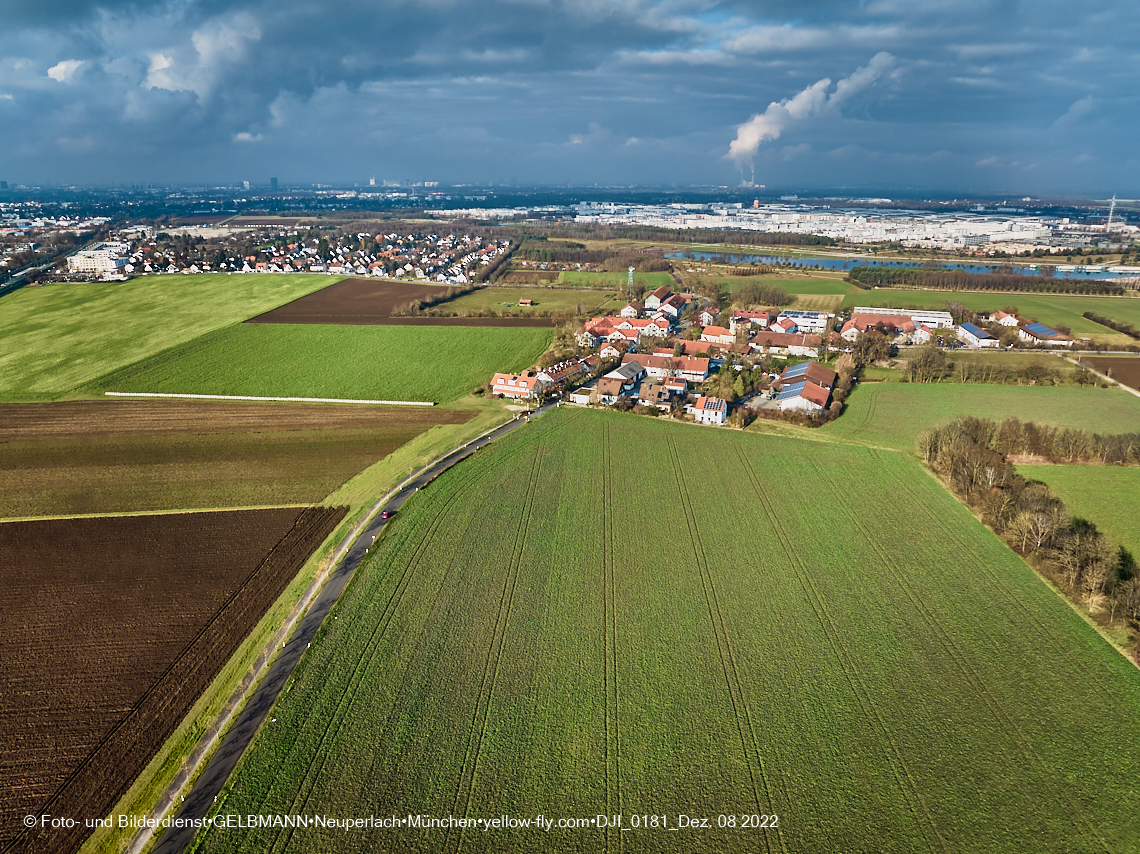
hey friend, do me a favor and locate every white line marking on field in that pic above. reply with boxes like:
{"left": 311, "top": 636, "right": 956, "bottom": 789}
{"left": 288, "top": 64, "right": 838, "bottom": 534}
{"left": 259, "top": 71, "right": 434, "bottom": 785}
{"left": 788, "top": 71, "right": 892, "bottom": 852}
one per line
{"left": 104, "top": 391, "right": 435, "bottom": 406}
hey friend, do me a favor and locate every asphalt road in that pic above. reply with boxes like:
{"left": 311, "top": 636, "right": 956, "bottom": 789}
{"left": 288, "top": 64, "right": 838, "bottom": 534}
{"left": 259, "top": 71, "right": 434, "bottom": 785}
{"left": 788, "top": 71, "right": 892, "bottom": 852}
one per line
{"left": 149, "top": 405, "right": 552, "bottom": 854}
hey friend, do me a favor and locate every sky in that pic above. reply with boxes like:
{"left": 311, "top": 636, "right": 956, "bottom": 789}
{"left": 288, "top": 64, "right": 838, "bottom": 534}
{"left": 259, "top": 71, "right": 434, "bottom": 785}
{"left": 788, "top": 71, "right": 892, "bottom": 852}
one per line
{"left": 1, "top": 0, "right": 1138, "bottom": 195}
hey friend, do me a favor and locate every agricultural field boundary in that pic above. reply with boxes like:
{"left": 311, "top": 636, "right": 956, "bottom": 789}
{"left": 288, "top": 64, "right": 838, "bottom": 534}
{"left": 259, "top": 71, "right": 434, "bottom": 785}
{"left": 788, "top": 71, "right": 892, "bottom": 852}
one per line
{"left": 137, "top": 407, "right": 548, "bottom": 854}
{"left": 1054, "top": 356, "right": 1140, "bottom": 399}
{"left": 105, "top": 392, "right": 436, "bottom": 406}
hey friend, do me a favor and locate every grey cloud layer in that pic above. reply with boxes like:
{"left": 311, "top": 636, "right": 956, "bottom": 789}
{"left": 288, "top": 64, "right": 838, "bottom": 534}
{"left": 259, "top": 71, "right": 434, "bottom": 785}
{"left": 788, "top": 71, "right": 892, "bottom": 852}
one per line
{"left": 1, "top": 0, "right": 1137, "bottom": 191}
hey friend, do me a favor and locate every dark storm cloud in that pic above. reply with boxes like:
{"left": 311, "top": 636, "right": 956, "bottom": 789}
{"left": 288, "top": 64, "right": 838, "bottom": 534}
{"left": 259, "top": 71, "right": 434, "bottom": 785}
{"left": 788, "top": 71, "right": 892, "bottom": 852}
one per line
{"left": 1, "top": 0, "right": 1137, "bottom": 193}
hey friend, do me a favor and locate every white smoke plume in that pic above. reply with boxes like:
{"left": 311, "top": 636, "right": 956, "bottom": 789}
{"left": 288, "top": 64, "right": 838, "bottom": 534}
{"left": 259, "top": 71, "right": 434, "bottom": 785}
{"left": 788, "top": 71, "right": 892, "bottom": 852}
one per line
{"left": 726, "top": 52, "right": 895, "bottom": 172}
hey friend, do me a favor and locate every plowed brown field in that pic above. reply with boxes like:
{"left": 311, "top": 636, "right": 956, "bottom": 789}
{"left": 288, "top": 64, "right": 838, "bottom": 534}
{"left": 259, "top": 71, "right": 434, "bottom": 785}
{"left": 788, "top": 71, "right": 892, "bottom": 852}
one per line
{"left": 0, "top": 506, "right": 346, "bottom": 854}
{"left": 0, "top": 400, "right": 473, "bottom": 517}
{"left": 245, "top": 277, "right": 448, "bottom": 324}
{"left": 0, "top": 398, "right": 471, "bottom": 441}
{"left": 244, "top": 277, "right": 554, "bottom": 326}
{"left": 1085, "top": 356, "right": 1140, "bottom": 391}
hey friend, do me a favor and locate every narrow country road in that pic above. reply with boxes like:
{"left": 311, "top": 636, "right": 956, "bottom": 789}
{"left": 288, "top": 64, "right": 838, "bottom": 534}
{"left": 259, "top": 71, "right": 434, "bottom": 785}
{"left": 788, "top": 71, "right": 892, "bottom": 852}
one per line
{"left": 149, "top": 404, "right": 554, "bottom": 854}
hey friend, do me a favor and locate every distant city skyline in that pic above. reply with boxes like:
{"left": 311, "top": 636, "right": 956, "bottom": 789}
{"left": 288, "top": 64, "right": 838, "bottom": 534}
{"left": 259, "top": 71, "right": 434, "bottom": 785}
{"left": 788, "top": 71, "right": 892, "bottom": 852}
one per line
{"left": 2, "top": 1, "right": 1137, "bottom": 195}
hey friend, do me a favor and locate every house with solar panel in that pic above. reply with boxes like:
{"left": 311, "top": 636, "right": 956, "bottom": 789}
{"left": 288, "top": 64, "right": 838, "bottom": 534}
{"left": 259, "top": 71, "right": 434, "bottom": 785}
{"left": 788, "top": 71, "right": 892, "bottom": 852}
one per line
{"left": 1018, "top": 322, "right": 1073, "bottom": 347}
{"left": 690, "top": 395, "right": 728, "bottom": 425}
{"left": 957, "top": 322, "right": 1000, "bottom": 349}
{"left": 773, "top": 361, "right": 837, "bottom": 413}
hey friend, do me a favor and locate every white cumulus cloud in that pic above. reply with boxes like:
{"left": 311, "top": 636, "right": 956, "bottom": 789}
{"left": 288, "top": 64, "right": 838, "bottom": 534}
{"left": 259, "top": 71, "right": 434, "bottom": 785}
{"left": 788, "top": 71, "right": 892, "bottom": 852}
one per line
{"left": 47, "top": 59, "right": 83, "bottom": 83}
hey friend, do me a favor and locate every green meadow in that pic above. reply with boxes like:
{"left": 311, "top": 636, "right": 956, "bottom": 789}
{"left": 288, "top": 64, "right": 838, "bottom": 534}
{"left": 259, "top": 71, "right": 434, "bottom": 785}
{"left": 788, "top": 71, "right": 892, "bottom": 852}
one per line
{"left": 0, "top": 274, "right": 343, "bottom": 400}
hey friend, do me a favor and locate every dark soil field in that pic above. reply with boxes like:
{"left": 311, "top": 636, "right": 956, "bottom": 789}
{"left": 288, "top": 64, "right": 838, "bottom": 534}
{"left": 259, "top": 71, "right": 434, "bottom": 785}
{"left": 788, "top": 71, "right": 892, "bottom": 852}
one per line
{"left": 246, "top": 277, "right": 447, "bottom": 324}
{"left": 1085, "top": 356, "right": 1140, "bottom": 391}
{"left": 0, "top": 400, "right": 474, "bottom": 517}
{"left": 0, "top": 506, "right": 346, "bottom": 854}
{"left": 0, "top": 398, "right": 471, "bottom": 441}
{"left": 245, "top": 278, "right": 553, "bottom": 326}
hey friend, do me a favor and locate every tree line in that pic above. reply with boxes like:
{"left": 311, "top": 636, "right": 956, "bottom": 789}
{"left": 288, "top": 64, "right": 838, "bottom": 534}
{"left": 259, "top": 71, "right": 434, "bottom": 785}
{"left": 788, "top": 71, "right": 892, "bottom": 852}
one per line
{"left": 919, "top": 416, "right": 1140, "bottom": 641}
{"left": 919, "top": 415, "right": 1140, "bottom": 468}
{"left": 1083, "top": 312, "right": 1140, "bottom": 340}
{"left": 902, "top": 343, "right": 1101, "bottom": 386}
{"left": 847, "top": 265, "right": 1126, "bottom": 295}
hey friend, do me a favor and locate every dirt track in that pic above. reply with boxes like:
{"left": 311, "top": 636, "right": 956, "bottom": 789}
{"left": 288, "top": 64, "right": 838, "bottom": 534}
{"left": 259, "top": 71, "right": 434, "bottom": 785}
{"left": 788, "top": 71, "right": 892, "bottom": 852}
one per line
{"left": 0, "top": 506, "right": 346, "bottom": 854}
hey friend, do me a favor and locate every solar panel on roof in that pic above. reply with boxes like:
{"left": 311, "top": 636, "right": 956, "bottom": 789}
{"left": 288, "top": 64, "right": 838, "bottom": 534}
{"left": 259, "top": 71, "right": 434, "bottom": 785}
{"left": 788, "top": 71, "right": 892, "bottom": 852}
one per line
{"left": 775, "top": 379, "right": 807, "bottom": 402}
{"left": 1025, "top": 322, "right": 1057, "bottom": 337}
{"left": 783, "top": 362, "right": 810, "bottom": 379}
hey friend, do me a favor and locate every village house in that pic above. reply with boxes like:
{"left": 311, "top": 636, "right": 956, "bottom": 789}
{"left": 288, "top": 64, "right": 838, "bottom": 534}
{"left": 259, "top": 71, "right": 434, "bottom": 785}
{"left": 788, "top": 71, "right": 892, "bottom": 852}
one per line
{"left": 700, "top": 325, "right": 736, "bottom": 347}
{"left": 657, "top": 293, "right": 688, "bottom": 320}
{"left": 597, "top": 360, "right": 646, "bottom": 403}
{"left": 698, "top": 306, "right": 721, "bottom": 326}
{"left": 622, "top": 353, "right": 710, "bottom": 382}
{"left": 491, "top": 370, "right": 542, "bottom": 400}
{"left": 748, "top": 330, "right": 824, "bottom": 357}
{"left": 537, "top": 359, "right": 588, "bottom": 391}
{"left": 637, "top": 382, "right": 675, "bottom": 412}
{"left": 690, "top": 395, "right": 727, "bottom": 425}
{"left": 729, "top": 310, "right": 769, "bottom": 334}
{"left": 643, "top": 285, "right": 672, "bottom": 311}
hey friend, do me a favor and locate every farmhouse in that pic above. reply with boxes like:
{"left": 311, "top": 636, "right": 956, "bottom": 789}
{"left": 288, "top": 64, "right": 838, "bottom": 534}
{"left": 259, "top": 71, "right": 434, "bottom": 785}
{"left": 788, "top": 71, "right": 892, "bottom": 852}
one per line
{"left": 957, "top": 322, "right": 999, "bottom": 349}
{"left": 748, "top": 330, "right": 823, "bottom": 357}
{"left": 622, "top": 353, "right": 710, "bottom": 382}
{"left": 690, "top": 395, "right": 727, "bottom": 425}
{"left": 491, "top": 371, "right": 542, "bottom": 399}
{"left": 840, "top": 313, "right": 917, "bottom": 342}
{"left": 989, "top": 310, "right": 1021, "bottom": 327}
{"left": 620, "top": 301, "right": 643, "bottom": 318}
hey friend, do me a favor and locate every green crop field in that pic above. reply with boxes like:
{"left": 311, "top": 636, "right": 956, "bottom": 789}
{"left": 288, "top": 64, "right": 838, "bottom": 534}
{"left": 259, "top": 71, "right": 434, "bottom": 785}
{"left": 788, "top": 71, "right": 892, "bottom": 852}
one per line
{"left": 841, "top": 290, "right": 1140, "bottom": 343}
{"left": 1016, "top": 465, "right": 1140, "bottom": 559}
{"left": 556, "top": 270, "right": 675, "bottom": 290}
{"left": 0, "top": 274, "right": 342, "bottom": 401}
{"left": 443, "top": 286, "right": 616, "bottom": 314}
{"left": 86, "top": 324, "right": 552, "bottom": 404}
{"left": 823, "top": 383, "right": 1140, "bottom": 451}
{"left": 192, "top": 410, "right": 1140, "bottom": 854}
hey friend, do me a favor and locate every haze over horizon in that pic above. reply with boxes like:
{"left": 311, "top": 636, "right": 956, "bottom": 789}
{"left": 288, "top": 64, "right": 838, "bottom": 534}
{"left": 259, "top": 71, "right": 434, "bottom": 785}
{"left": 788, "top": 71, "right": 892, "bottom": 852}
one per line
{"left": 2, "top": 1, "right": 1137, "bottom": 196}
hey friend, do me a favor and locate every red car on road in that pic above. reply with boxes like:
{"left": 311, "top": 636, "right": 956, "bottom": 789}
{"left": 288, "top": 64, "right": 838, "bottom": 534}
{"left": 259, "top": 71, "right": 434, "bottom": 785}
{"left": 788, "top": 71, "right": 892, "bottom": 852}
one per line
{"left": 381, "top": 510, "right": 394, "bottom": 520}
